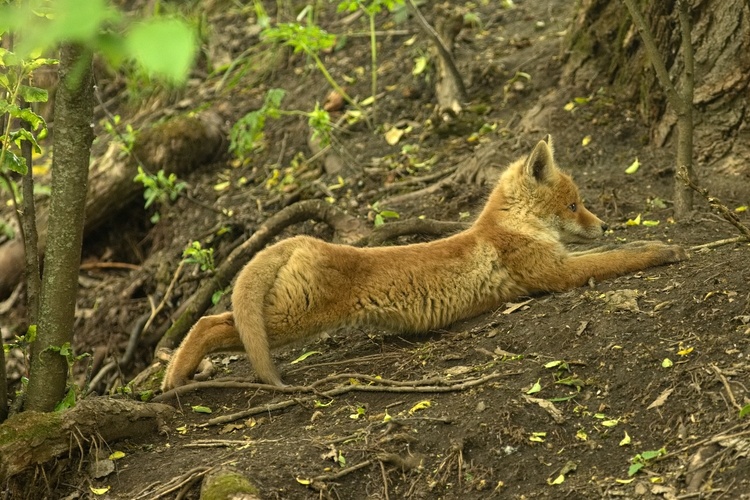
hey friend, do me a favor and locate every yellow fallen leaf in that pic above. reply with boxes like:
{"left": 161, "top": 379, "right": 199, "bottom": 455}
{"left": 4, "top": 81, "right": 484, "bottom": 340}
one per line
{"left": 563, "top": 102, "right": 575, "bottom": 111}
{"left": 662, "top": 358, "right": 673, "bottom": 368}
{"left": 625, "top": 158, "right": 640, "bottom": 174}
{"left": 615, "top": 478, "right": 635, "bottom": 484}
{"left": 576, "top": 429, "right": 588, "bottom": 441}
{"left": 547, "top": 474, "right": 565, "bottom": 485}
{"left": 619, "top": 431, "right": 631, "bottom": 446}
{"left": 677, "top": 346, "right": 693, "bottom": 356}
{"left": 735, "top": 206, "right": 747, "bottom": 213}
{"left": 296, "top": 477, "right": 312, "bottom": 485}
{"left": 626, "top": 214, "right": 642, "bottom": 226}
{"left": 89, "top": 486, "right": 111, "bottom": 495}
{"left": 642, "top": 220, "right": 660, "bottom": 226}
{"left": 582, "top": 135, "right": 592, "bottom": 147}
{"left": 409, "top": 400, "right": 432, "bottom": 415}
{"left": 108, "top": 451, "right": 126, "bottom": 460}
{"left": 213, "top": 181, "right": 230, "bottom": 191}
{"left": 384, "top": 127, "right": 404, "bottom": 145}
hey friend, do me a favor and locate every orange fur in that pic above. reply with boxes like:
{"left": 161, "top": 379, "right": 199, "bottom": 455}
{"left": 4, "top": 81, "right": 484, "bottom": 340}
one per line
{"left": 162, "top": 137, "right": 687, "bottom": 390}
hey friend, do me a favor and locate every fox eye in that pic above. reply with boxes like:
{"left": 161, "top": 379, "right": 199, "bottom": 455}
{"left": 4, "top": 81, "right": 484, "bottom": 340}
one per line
{"left": 568, "top": 203, "right": 577, "bottom": 212}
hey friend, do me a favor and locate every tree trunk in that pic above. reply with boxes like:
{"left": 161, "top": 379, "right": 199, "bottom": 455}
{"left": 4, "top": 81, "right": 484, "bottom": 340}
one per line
{"left": 24, "top": 43, "right": 95, "bottom": 412}
{"left": 0, "top": 110, "right": 225, "bottom": 301}
{"left": 564, "top": 0, "right": 750, "bottom": 175}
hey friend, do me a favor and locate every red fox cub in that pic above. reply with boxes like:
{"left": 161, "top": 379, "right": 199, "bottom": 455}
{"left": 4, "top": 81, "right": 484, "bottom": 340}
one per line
{"left": 162, "top": 136, "right": 686, "bottom": 390}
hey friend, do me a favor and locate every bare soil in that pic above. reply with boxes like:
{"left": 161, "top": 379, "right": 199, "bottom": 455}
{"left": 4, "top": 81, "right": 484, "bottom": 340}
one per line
{"left": 7, "top": 0, "right": 750, "bottom": 498}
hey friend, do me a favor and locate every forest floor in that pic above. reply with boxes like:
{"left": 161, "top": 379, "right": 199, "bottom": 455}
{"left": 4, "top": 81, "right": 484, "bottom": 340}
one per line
{"left": 6, "top": 0, "right": 750, "bottom": 498}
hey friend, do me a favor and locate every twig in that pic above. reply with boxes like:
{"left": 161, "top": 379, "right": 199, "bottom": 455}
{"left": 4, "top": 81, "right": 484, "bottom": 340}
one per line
{"left": 678, "top": 166, "right": 750, "bottom": 240}
{"left": 689, "top": 237, "right": 748, "bottom": 251}
{"left": 312, "top": 459, "right": 373, "bottom": 481}
{"left": 380, "top": 460, "right": 390, "bottom": 500}
{"left": 79, "top": 261, "right": 141, "bottom": 271}
{"left": 660, "top": 423, "right": 750, "bottom": 461}
{"left": 194, "top": 372, "right": 507, "bottom": 426}
{"left": 405, "top": 0, "right": 467, "bottom": 102}
{"left": 143, "top": 261, "right": 185, "bottom": 334}
{"left": 710, "top": 364, "right": 743, "bottom": 412}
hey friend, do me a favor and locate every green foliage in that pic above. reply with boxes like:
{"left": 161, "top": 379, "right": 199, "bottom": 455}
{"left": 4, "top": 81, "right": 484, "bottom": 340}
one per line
{"left": 230, "top": 88, "right": 286, "bottom": 159}
{"left": 0, "top": 49, "right": 52, "bottom": 193}
{"left": 261, "top": 22, "right": 336, "bottom": 55}
{"left": 101, "top": 114, "right": 136, "bottom": 154}
{"left": 182, "top": 241, "right": 215, "bottom": 272}
{"left": 0, "top": 0, "right": 196, "bottom": 83}
{"left": 231, "top": 89, "right": 332, "bottom": 161}
{"left": 38, "top": 341, "right": 90, "bottom": 411}
{"left": 133, "top": 166, "right": 186, "bottom": 223}
{"left": 628, "top": 447, "right": 666, "bottom": 476}
{"left": 370, "top": 201, "right": 399, "bottom": 227}
{"left": 307, "top": 102, "right": 332, "bottom": 146}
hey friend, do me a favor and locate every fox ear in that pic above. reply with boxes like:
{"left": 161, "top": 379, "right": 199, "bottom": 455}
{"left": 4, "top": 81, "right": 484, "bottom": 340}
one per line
{"left": 524, "top": 138, "right": 556, "bottom": 183}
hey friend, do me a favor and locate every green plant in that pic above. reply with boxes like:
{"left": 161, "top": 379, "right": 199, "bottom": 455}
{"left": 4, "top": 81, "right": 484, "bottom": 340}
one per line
{"left": 230, "top": 89, "right": 332, "bottom": 161}
{"left": 49, "top": 342, "right": 90, "bottom": 411}
{"left": 335, "top": 0, "right": 404, "bottom": 114}
{"left": 370, "top": 201, "right": 399, "bottom": 226}
{"left": 182, "top": 241, "right": 215, "bottom": 272}
{"left": 133, "top": 166, "right": 187, "bottom": 223}
{"left": 229, "top": 88, "right": 285, "bottom": 159}
{"left": 628, "top": 447, "right": 666, "bottom": 476}
{"left": 261, "top": 22, "right": 363, "bottom": 115}
{"left": 101, "top": 114, "right": 136, "bottom": 154}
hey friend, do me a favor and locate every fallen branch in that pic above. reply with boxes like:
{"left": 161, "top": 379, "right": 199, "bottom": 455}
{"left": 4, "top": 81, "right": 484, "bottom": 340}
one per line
{"left": 689, "top": 236, "right": 748, "bottom": 251}
{"left": 0, "top": 398, "right": 174, "bottom": 482}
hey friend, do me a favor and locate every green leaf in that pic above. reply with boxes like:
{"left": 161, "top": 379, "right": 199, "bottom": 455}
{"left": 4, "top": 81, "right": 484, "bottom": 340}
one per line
{"left": 2, "top": 150, "right": 28, "bottom": 175}
{"left": 290, "top": 350, "right": 322, "bottom": 364}
{"left": 18, "top": 84, "right": 48, "bottom": 103}
{"left": 628, "top": 462, "right": 644, "bottom": 476}
{"left": 192, "top": 405, "right": 212, "bottom": 414}
{"left": 11, "top": 128, "right": 43, "bottom": 153}
{"left": 125, "top": 18, "right": 196, "bottom": 83}
{"left": 739, "top": 404, "right": 750, "bottom": 419}
{"left": 54, "top": 387, "right": 77, "bottom": 411}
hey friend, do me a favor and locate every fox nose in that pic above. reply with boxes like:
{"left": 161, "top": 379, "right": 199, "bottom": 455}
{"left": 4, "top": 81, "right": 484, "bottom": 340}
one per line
{"left": 601, "top": 222, "right": 609, "bottom": 232}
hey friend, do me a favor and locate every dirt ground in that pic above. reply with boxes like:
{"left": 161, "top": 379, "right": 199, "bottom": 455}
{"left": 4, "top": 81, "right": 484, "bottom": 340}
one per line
{"left": 6, "top": 0, "right": 750, "bottom": 498}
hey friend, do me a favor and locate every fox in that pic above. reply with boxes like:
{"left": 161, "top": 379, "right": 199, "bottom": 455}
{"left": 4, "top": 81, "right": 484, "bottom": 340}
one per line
{"left": 161, "top": 136, "right": 687, "bottom": 390}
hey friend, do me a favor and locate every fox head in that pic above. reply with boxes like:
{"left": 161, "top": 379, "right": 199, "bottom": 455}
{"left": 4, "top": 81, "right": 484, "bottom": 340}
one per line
{"left": 485, "top": 136, "right": 607, "bottom": 243}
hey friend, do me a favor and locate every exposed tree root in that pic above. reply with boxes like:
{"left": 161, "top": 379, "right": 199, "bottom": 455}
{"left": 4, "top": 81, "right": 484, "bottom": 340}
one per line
{"left": 380, "top": 142, "right": 506, "bottom": 206}
{"left": 154, "top": 371, "right": 509, "bottom": 426}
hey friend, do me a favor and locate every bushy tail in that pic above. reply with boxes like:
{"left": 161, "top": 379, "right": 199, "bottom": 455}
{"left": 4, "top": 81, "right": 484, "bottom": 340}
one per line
{"left": 232, "top": 239, "right": 298, "bottom": 386}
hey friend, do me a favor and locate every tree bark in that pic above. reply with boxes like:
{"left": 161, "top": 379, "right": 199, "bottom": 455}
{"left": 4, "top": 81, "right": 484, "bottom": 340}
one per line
{"left": 564, "top": 0, "right": 750, "bottom": 177}
{"left": 0, "top": 398, "right": 174, "bottom": 483}
{"left": 25, "top": 43, "right": 95, "bottom": 412}
{"left": 0, "top": 110, "right": 225, "bottom": 301}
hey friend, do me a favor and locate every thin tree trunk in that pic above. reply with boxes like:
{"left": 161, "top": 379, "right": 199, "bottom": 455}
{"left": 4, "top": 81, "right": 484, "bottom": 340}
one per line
{"left": 25, "top": 44, "right": 94, "bottom": 412}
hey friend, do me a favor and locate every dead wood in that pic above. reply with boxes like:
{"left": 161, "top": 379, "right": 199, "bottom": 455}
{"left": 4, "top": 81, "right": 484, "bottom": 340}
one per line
{"left": 0, "top": 110, "right": 225, "bottom": 300}
{"left": 0, "top": 398, "right": 174, "bottom": 482}
{"left": 406, "top": 0, "right": 467, "bottom": 114}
